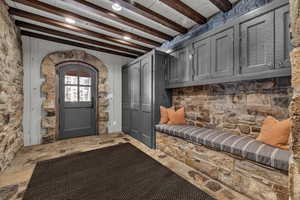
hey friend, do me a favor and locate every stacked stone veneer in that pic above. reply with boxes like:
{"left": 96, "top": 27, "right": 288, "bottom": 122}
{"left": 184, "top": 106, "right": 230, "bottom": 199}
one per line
{"left": 0, "top": 2, "right": 23, "bottom": 172}
{"left": 41, "top": 50, "right": 109, "bottom": 144}
{"left": 172, "top": 77, "right": 291, "bottom": 138}
{"left": 157, "top": 132, "right": 288, "bottom": 200}
{"left": 289, "top": 0, "right": 300, "bottom": 198}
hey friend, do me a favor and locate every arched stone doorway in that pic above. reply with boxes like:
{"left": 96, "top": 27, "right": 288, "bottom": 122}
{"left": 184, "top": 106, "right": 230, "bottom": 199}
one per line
{"left": 40, "top": 50, "right": 109, "bottom": 144}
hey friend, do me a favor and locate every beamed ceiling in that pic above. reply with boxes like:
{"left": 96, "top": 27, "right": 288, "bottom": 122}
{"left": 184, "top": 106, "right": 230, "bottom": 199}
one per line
{"left": 6, "top": 0, "right": 239, "bottom": 58}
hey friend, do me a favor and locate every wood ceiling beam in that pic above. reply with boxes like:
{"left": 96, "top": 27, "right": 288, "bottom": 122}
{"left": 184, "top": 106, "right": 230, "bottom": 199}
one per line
{"left": 110, "top": 0, "right": 187, "bottom": 34}
{"left": 9, "top": 8, "right": 151, "bottom": 51}
{"left": 21, "top": 30, "right": 137, "bottom": 58}
{"left": 16, "top": 21, "right": 143, "bottom": 56}
{"left": 11, "top": 0, "right": 161, "bottom": 47}
{"left": 62, "top": 0, "right": 173, "bottom": 41}
{"left": 159, "top": 0, "right": 207, "bottom": 24}
{"left": 209, "top": 0, "right": 232, "bottom": 12}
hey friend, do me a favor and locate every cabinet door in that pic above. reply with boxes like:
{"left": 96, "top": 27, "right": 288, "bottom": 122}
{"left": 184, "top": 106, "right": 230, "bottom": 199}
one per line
{"left": 177, "top": 47, "right": 192, "bottom": 83}
{"left": 168, "top": 51, "right": 180, "bottom": 84}
{"left": 129, "top": 61, "right": 141, "bottom": 140}
{"left": 275, "top": 5, "right": 292, "bottom": 68}
{"left": 240, "top": 12, "right": 274, "bottom": 74}
{"left": 140, "top": 56, "right": 153, "bottom": 147}
{"left": 141, "top": 56, "right": 152, "bottom": 112}
{"left": 211, "top": 28, "right": 234, "bottom": 78}
{"left": 167, "top": 47, "right": 192, "bottom": 84}
{"left": 193, "top": 38, "right": 211, "bottom": 80}
{"left": 130, "top": 61, "right": 141, "bottom": 110}
{"left": 122, "top": 68, "right": 130, "bottom": 133}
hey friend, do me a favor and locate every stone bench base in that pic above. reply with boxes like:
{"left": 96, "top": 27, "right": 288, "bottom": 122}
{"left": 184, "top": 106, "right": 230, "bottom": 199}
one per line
{"left": 156, "top": 132, "right": 288, "bottom": 200}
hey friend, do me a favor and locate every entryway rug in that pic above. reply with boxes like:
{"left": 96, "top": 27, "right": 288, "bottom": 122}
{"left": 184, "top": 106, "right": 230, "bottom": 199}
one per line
{"left": 23, "top": 143, "right": 215, "bottom": 200}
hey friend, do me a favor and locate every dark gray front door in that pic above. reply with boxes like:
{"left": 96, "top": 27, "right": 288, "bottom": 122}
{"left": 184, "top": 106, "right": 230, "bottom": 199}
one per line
{"left": 59, "top": 64, "right": 97, "bottom": 139}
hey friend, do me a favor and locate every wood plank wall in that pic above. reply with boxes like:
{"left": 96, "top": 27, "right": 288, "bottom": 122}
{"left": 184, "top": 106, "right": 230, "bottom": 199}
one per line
{"left": 22, "top": 36, "right": 132, "bottom": 146}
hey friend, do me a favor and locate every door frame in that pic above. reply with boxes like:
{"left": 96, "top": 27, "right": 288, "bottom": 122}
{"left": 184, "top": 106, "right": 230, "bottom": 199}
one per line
{"left": 55, "top": 61, "right": 98, "bottom": 140}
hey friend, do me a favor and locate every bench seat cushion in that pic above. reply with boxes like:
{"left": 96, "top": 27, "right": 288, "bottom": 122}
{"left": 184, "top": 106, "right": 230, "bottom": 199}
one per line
{"left": 155, "top": 124, "right": 291, "bottom": 171}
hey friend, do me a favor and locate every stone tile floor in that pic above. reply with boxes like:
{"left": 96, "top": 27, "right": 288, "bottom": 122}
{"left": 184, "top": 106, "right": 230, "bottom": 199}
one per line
{"left": 0, "top": 133, "right": 250, "bottom": 200}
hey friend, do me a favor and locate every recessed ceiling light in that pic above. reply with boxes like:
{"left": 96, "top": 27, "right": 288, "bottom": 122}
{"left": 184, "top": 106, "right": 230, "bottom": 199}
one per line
{"left": 112, "top": 3, "right": 122, "bottom": 11}
{"left": 123, "top": 36, "right": 131, "bottom": 40}
{"left": 65, "top": 17, "right": 76, "bottom": 24}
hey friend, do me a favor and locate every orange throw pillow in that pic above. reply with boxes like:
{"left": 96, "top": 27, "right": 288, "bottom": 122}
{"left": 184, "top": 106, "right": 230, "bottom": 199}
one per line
{"left": 256, "top": 116, "right": 291, "bottom": 150}
{"left": 159, "top": 106, "right": 174, "bottom": 124}
{"left": 167, "top": 107, "right": 186, "bottom": 125}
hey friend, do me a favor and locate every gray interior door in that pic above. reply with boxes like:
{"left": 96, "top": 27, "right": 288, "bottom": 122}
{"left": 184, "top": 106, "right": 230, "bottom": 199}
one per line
{"left": 140, "top": 56, "right": 152, "bottom": 147}
{"left": 59, "top": 64, "right": 97, "bottom": 139}
{"left": 129, "top": 61, "right": 141, "bottom": 140}
{"left": 122, "top": 67, "right": 131, "bottom": 133}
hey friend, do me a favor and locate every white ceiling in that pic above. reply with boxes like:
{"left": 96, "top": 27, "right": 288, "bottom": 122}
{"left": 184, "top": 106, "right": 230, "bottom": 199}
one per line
{"left": 6, "top": 0, "right": 240, "bottom": 57}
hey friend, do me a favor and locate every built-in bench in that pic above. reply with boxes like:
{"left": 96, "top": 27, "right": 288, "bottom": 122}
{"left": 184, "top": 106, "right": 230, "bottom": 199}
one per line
{"left": 155, "top": 124, "right": 289, "bottom": 200}
{"left": 155, "top": 124, "right": 291, "bottom": 171}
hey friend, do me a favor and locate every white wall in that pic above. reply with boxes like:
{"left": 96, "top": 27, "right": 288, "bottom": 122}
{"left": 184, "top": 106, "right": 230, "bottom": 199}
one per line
{"left": 22, "top": 36, "right": 132, "bottom": 146}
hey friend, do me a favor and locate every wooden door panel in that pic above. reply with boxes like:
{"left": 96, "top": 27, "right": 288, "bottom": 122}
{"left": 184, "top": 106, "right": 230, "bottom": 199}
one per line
{"left": 240, "top": 12, "right": 274, "bottom": 74}
{"left": 211, "top": 28, "right": 234, "bottom": 77}
{"left": 140, "top": 55, "right": 153, "bottom": 147}
{"left": 168, "top": 51, "right": 179, "bottom": 84}
{"left": 177, "top": 48, "right": 191, "bottom": 82}
{"left": 193, "top": 38, "right": 211, "bottom": 80}
{"left": 141, "top": 56, "right": 152, "bottom": 112}
{"left": 130, "top": 61, "right": 141, "bottom": 110}
{"left": 141, "top": 112, "right": 152, "bottom": 147}
{"left": 122, "top": 67, "right": 131, "bottom": 133}
{"left": 275, "top": 5, "right": 292, "bottom": 68}
{"left": 59, "top": 64, "right": 97, "bottom": 139}
{"left": 167, "top": 47, "right": 192, "bottom": 84}
{"left": 130, "top": 109, "right": 141, "bottom": 139}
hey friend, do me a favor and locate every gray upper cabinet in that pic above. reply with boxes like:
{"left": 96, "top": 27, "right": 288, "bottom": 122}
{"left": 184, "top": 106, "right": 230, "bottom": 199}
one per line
{"left": 167, "top": 47, "right": 192, "bottom": 84}
{"left": 167, "top": 51, "right": 180, "bottom": 84}
{"left": 177, "top": 47, "right": 192, "bottom": 82}
{"left": 164, "top": 0, "right": 290, "bottom": 89}
{"left": 193, "top": 37, "right": 211, "bottom": 80}
{"left": 211, "top": 28, "right": 234, "bottom": 78}
{"left": 240, "top": 12, "right": 274, "bottom": 74}
{"left": 275, "top": 5, "right": 292, "bottom": 69}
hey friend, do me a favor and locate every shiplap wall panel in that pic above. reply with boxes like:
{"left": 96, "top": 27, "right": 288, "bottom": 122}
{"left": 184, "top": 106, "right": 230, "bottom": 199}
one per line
{"left": 22, "top": 36, "right": 132, "bottom": 146}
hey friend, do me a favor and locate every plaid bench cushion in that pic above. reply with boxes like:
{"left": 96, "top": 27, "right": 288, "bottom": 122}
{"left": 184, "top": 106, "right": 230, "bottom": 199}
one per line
{"left": 155, "top": 124, "right": 291, "bottom": 171}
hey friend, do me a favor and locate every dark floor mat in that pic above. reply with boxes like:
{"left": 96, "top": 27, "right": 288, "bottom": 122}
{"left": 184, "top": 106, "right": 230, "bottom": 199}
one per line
{"left": 23, "top": 143, "right": 215, "bottom": 200}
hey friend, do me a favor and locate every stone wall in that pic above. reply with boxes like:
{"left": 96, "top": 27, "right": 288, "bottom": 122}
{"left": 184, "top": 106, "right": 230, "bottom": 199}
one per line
{"left": 157, "top": 132, "right": 289, "bottom": 200}
{"left": 289, "top": 0, "right": 300, "bottom": 198}
{"left": 41, "top": 50, "right": 109, "bottom": 144}
{"left": 0, "top": 2, "right": 23, "bottom": 172}
{"left": 172, "top": 77, "right": 291, "bottom": 138}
